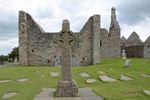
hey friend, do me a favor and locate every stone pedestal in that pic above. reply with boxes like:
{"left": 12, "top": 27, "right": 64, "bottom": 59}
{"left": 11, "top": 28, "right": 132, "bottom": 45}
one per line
{"left": 55, "top": 80, "right": 79, "bottom": 97}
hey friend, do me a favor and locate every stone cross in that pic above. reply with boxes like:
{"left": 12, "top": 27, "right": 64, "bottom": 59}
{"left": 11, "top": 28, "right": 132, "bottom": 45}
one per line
{"left": 122, "top": 49, "right": 126, "bottom": 59}
{"left": 55, "top": 19, "right": 79, "bottom": 97}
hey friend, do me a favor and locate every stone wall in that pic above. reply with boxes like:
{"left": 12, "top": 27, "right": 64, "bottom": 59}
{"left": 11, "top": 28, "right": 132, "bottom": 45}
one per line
{"left": 19, "top": 7, "right": 121, "bottom": 66}
{"left": 143, "top": 36, "right": 150, "bottom": 58}
{"left": 125, "top": 46, "right": 144, "bottom": 58}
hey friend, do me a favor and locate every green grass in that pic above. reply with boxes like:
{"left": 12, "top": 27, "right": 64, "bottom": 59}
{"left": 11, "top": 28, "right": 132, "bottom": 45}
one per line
{"left": 0, "top": 58, "right": 150, "bottom": 100}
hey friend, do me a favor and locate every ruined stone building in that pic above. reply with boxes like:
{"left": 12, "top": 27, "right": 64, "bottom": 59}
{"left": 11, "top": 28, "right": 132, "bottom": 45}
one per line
{"left": 19, "top": 7, "right": 121, "bottom": 66}
{"left": 121, "top": 31, "right": 150, "bottom": 58}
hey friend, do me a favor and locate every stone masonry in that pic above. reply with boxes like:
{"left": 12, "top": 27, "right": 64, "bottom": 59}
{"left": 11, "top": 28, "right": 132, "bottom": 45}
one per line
{"left": 19, "top": 7, "right": 120, "bottom": 66}
{"left": 55, "top": 20, "right": 79, "bottom": 97}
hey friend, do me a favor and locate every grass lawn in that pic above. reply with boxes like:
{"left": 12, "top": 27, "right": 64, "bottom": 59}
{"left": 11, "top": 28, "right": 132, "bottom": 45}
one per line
{"left": 0, "top": 58, "right": 150, "bottom": 100}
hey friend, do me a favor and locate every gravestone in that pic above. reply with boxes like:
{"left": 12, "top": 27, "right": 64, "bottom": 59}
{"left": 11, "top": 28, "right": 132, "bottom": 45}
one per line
{"left": 99, "top": 75, "right": 116, "bottom": 82}
{"left": 55, "top": 20, "right": 79, "bottom": 97}
{"left": 122, "top": 49, "right": 126, "bottom": 59}
{"left": 124, "top": 60, "right": 131, "bottom": 68}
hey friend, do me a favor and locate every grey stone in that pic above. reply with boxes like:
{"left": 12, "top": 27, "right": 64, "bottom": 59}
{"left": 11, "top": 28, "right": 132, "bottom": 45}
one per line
{"left": 124, "top": 60, "right": 131, "bottom": 67}
{"left": 86, "top": 79, "right": 96, "bottom": 83}
{"left": 18, "top": 7, "right": 122, "bottom": 67}
{"left": 55, "top": 20, "right": 79, "bottom": 97}
{"left": 79, "top": 87, "right": 92, "bottom": 92}
{"left": 99, "top": 75, "right": 116, "bottom": 82}
{"left": 120, "top": 75, "right": 133, "bottom": 81}
{"left": 34, "top": 87, "right": 103, "bottom": 100}
{"left": 143, "top": 90, "right": 150, "bottom": 95}
{"left": 55, "top": 97, "right": 81, "bottom": 100}
{"left": 3, "top": 92, "right": 17, "bottom": 98}
{"left": 80, "top": 73, "right": 90, "bottom": 77}
{"left": 51, "top": 72, "right": 59, "bottom": 77}
{"left": 141, "top": 74, "right": 150, "bottom": 78}
{"left": 0, "top": 80, "right": 10, "bottom": 83}
{"left": 17, "top": 78, "right": 28, "bottom": 82}
{"left": 122, "top": 49, "right": 126, "bottom": 59}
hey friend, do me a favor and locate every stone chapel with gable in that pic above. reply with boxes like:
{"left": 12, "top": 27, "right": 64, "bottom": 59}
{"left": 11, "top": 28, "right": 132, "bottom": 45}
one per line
{"left": 19, "top": 7, "right": 121, "bottom": 66}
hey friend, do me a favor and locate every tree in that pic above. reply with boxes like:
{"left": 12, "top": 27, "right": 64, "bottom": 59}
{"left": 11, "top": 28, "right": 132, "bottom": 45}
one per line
{"left": 8, "top": 47, "right": 19, "bottom": 60}
{"left": 0, "top": 55, "right": 8, "bottom": 61}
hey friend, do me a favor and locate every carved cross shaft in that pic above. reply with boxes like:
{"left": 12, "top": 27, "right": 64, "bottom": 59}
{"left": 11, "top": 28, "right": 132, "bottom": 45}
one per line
{"left": 57, "top": 20, "right": 75, "bottom": 81}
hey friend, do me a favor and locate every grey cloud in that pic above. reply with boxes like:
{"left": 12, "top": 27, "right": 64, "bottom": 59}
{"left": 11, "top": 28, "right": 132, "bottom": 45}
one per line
{"left": 0, "top": 11, "right": 18, "bottom": 40}
{"left": 117, "top": 0, "right": 150, "bottom": 25}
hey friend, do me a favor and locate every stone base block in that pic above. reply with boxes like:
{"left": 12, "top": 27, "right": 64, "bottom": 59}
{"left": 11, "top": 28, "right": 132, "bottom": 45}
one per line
{"left": 55, "top": 80, "right": 79, "bottom": 97}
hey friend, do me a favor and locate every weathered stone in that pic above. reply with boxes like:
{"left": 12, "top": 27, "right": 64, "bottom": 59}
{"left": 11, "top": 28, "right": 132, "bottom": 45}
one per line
{"left": 86, "top": 79, "right": 96, "bottom": 83}
{"left": 99, "top": 75, "right": 116, "bottom": 82}
{"left": 80, "top": 73, "right": 90, "bottom": 77}
{"left": 141, "top": 74, "right": 150, "bottom": 78}
{"left": 143, "top": 36, "right": 150, "bottom": 58}
{"left": 55, "top": 20, "right": 79, "bottom": 97}
{"left": 143, "top": 90, "right": 150, "bottom": 95}
{"left": 55, "top": 80, "right": 79, "bottom": 97}
{"left": 51, "top": 72, "right": 59, "bottom": 77}
{"left": 18, "top": 7, "right": 123, "bottom": 67}
{"left": 0, "top": 80, "right": 10, "bottom": 83}
{"left": 120, "top": 75, "right": 133, "bottom": 81}
{"left": 122, "top": 49, "right": 126, "bottom": 59}
{"left": 34, "top": 87, "right": 103, "bottom": 100}
{"left": 17, "top": 78, "right": 28, "bottom": 82}
{"left": 3, "top": 92, "right": 17, "bottom": 98}
{"left": 124, "top": 60, "right": 131, "bottom": 67}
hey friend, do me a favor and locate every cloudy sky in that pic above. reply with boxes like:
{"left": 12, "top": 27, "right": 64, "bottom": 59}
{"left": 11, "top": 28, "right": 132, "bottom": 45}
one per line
{"left": 0, "top": 0, "right": 150, "bottom": 55}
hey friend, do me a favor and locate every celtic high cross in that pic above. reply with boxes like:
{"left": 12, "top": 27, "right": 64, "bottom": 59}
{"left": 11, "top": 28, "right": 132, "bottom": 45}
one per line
{"left": 55, "top": 19, "right": 79, "bottom": 97}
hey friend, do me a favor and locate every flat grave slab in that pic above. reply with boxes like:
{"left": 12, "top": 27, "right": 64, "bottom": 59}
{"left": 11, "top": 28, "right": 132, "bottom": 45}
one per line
{"left": 51, "top": 72, "right": 59, "bottom": 77}
{"left": 80, "top": 73, "right": 90, "bottom": 77}
{"left": 0, "top": 80, "right": 10, "bottom": 83}
{"left": 144, "top": 90, "right": 150, "bottom": 95}
{"left": 3, "top": 92, "right": 17, "bottom": 98}
{"left": 86, "top": 79, "right": 96, "bottom": 83}
{"left": 99, "top": 75, "right": 116, "bottom": 82}
{"left": 141, "top": 74, "right": 150, "bottom": 78}
{"left": 120, "top": 75, "right": 133, "bottom": 81}
{"left": 17, "top": 78, "right": 28, "bottom": 82}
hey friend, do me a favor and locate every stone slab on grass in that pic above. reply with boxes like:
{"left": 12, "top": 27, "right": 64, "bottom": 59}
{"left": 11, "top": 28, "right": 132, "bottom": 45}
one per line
{"left": 80, "top": 73, "right": 90, "bottom": 77}
{"left": 17, "top": 78, "right": 28, "bottom": 82}
{"left": 3, "top": 92, "right": 17, "bottom": 98}
{"left": 99, "top": 75, "right": 116, "bottom": 82}
{"left": 51, "top": 72, "right": 59, "bottom": 77}
{"left": 141, "top": 74, "right": 150, "bottom": 78}
{"left": 120, "top": 75, "right": 133, "bottom": 81}
{"left": 86, "top": 79, "right": 96, "bottom": 83}
{"left": 0, "top": 80, "right": 10, "bottom": 83}
{"left": 144, "top": 90, "right": 150, "bottom": 95}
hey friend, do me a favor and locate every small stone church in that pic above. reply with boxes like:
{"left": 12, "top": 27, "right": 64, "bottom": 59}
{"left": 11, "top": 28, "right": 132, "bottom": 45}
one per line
{"left": 18, "top": 7, "right": 120, "bottom": 66}
{"left": 121, "top": 31, "right": 150, "bottom": 58}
